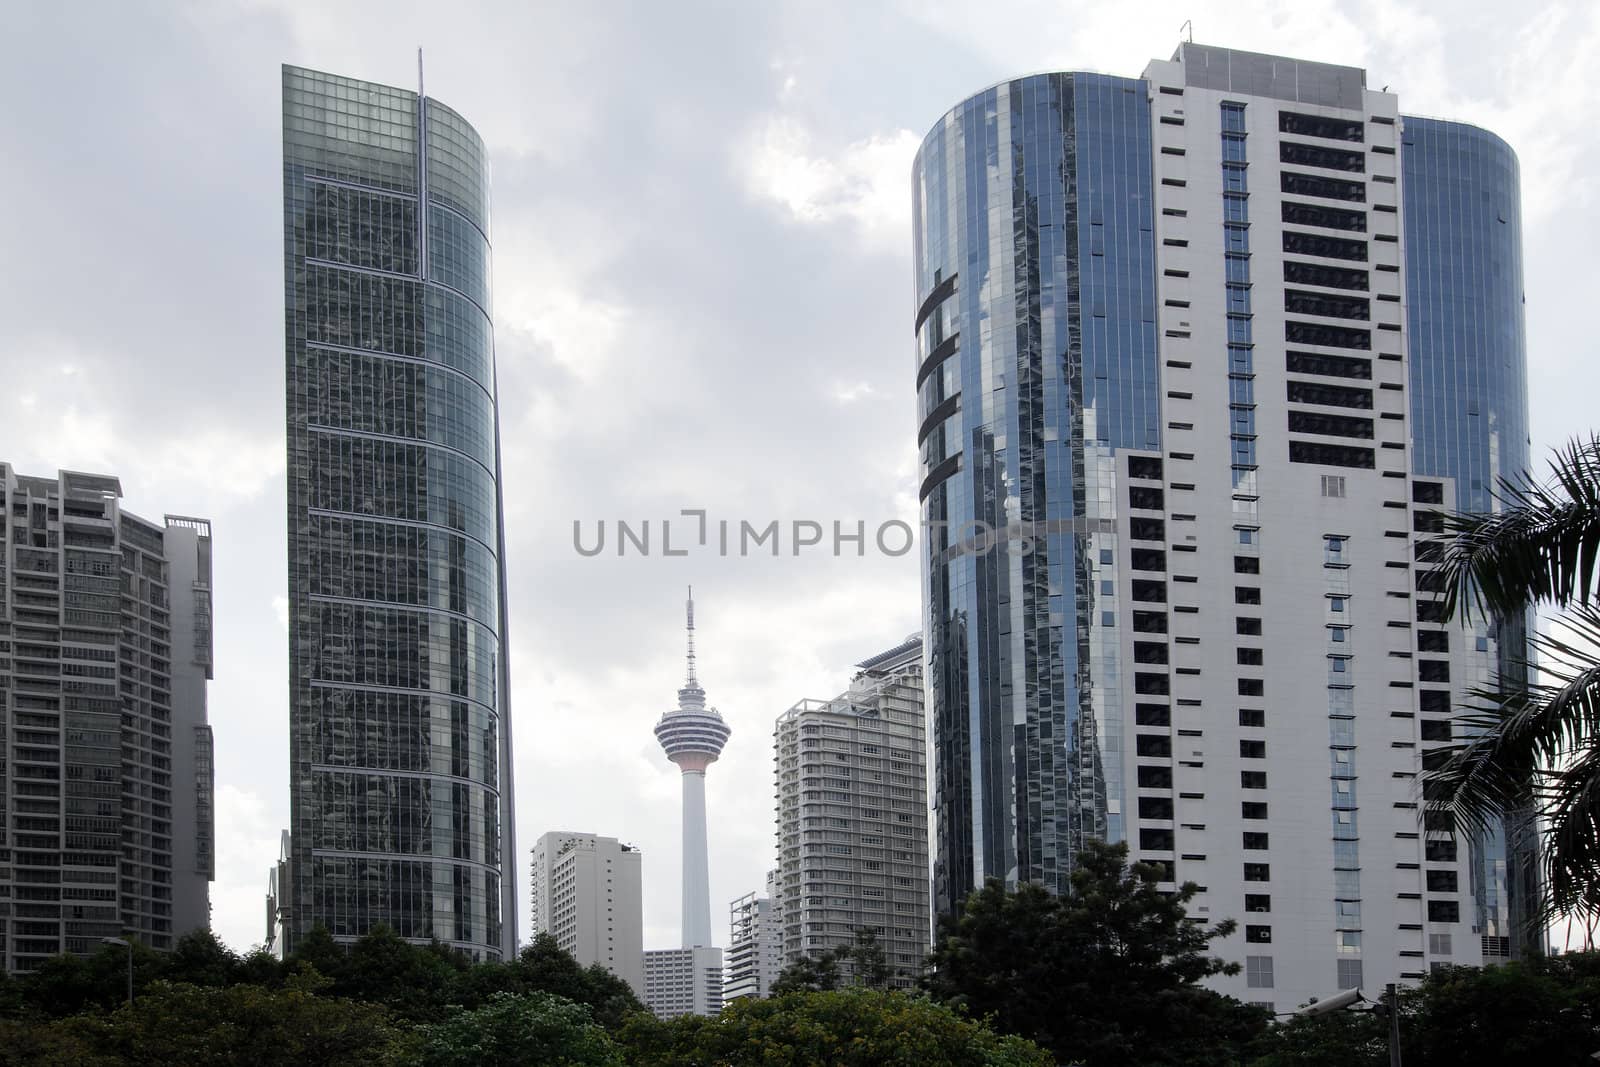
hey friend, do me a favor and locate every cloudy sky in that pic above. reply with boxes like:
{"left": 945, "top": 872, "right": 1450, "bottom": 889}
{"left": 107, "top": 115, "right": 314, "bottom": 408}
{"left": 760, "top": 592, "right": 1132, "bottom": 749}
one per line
{"left": 3, "top": 0, "right": 1598, "bottom": 954}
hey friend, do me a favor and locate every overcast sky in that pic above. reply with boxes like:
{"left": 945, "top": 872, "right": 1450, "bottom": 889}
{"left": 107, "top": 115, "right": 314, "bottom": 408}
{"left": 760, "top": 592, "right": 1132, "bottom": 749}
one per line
{"left": 3, "top": 0, "right": 1598, "bottom": 955}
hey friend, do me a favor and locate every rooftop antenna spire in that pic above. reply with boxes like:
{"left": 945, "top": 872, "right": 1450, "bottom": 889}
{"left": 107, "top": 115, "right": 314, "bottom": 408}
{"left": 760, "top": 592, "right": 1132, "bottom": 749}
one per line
{"left": 1180, "top": 18, "right": 1193, "bottom": 43}
{"left": 417, "top": 47, "right": 424, "bottom": 98}
{"left": 685, "top": 586, "right": 698, "bottom": 687}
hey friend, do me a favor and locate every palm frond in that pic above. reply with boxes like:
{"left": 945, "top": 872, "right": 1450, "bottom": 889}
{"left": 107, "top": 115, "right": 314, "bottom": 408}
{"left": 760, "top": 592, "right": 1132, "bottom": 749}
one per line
{"left": 1422, "top": 603, "right": 1600, "bottom": 928}
{"left": 1435, "top": 434, "right": 1600, "bottom": 622}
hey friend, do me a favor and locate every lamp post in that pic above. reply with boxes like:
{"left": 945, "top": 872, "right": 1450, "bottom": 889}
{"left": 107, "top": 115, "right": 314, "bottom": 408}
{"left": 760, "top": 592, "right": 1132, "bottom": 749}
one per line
{"left": 101, "top": 937, "right": 132, "bottom": 1006}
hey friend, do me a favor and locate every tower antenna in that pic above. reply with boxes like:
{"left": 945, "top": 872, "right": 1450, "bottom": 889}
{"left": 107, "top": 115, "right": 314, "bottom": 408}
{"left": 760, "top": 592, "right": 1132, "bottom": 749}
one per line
{"left": 685, "top": 586, "right": 698, "bottom": 686}
{"left": 1180, "top": 19, "right": 1194, "bottom": 43}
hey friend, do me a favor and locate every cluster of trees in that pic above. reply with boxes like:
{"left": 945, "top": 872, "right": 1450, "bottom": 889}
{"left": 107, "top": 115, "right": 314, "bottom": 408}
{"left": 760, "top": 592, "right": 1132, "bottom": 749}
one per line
{"left": 2, "top": 846, "right": 1599, "bottom": 1064}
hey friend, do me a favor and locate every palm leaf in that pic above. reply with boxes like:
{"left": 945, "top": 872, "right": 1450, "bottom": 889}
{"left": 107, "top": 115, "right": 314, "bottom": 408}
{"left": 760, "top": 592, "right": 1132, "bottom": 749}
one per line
{"left": 1422, "top": 604, "right": 1600, "bottom": 929}
{"left": 1434, "top": 434, "right": 1600, "bottom": 622}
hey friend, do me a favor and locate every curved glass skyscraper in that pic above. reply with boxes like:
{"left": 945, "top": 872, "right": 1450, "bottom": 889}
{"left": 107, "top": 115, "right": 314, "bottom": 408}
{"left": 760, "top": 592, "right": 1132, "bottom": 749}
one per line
{"left": 914, "top": 71, "right": 1160, "bottom": 916}
{"left": 915, "top": 44, "right": 1538, "bottom": 1007}
{"left": 282, "top": 65, "right": 516, "bottom": 958}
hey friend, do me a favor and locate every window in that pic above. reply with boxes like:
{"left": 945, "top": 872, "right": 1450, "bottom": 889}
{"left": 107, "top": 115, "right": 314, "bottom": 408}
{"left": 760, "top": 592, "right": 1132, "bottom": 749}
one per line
{"left": 1293, "top": 380, "right": 1374, "bottom": 409}
{"left": 1283, "top": 231, "right": 1368, "bottom": 263}
{"left": 1281, "top": 200, "right": 1367, "bottom": 232}
{"left": 1424, "top": 839, "right": 1458, "bottom": 863}
{"left": 1290, "top": 410, "right": 1375, "bottom": 439}
{"left": 1321, "top": 475, "right": 1346, "bottom": 498}
{"left": 1418, "top": 630, "right": 1449, "bottom": 652}
{"left": 1239, "top": 709, "right": 1265, "bottom": 728}
{"left": 1246, "top": 955, "right": 1274, "bottom": 988}
{"left": 1241, "top": 770, "right": 1267, "bottom": 789}
{"left": 1287, "top": 349, "right": 1372, "bottom": 379}
{"left": 1429, "top": 933, "right": 1452, "bottom": 956}
{"left": 1420, "top": 719, "right": 1452, "bottom": 742}
{"left": 1329, "top": 596, "right": 1348, "bottom": 613}
{"left": 1412, "top": 482, "right": 1445, "bottom": 505}
{"left": 1336, "top": 960, "right": 1364, "bottom": 990}
{"left": 1329, "top": 626, "right": 1348, "bottom": 643}
{"left": 1140, "top": 828, "right": 1175, "bottom": 850}
{"left": 1281, "top": 171, "right": 1365, "bottom": 203}
{"left": 1243, "top": 832, "right": 1269, "bottom": 850}
{"left": 1419, "top": 660, "right": 1450, "bottom": 683}
{"left": 1285, "top": 288, "right": 1371, "bottom": 320}
{"left": 1129, "top": 455, "right": 1164, "bottom": 480}
{"left": 1419, "top": 690, "right": 1450, "bottom": 713}
{"left": 1137, "top": 765, "right": 1173, "bottom": 789}
{"left": 1246, "top": 894, "right": 1271, "bottom": 913}
{"left": 1234, "top": 555, "right": 1260, "bottom": 574}
{"left": 1129, "top": 486, "right": 1164, "bottom": 510}
{"left": 1284, "top": 261, "right": 1370, "bottom": 292}
{"left": 1240, "top": 740, "right": 1266, "bottom": 759}
{"left": 1244, "top": 863, "right": 1271, "bottom": 881}
{"left": 1239, "top": 678, "right": 1264, "bottom": 697}
{"left": 1242, "top": 801, "right": 1269, "bottom": 820}
{"left": 1427, "top": 900, "right": 1460, "bottom": 923}
{"left": 1246, "top": 925, "right": 1273, "bottom": 944}
{"left": 1237, "top": 617, "right": 1262, "bottom": 636}
{"left": 1280, "top": 141, "right": 1365, "bottom": 172}
{"left": 1136, "top": 703, "right": 1172, "bottom": 726}
{"left": 1236, "top": 587, "right": 1262, "bottom": 605}
{"left": 1290, "top": 441, "right": 1376, "bottom": 469}
{"left": 1136, "top": 735, "right": 1172, "bottom": 757}
{"left": 1279, "top": 111, "right": 1364, "bottom": 142}
{"left": 1138, "top": 796, "right": 1174, "bottom": 819}
{"left": 1237, "top": 648, "right": 1263, "bottom": 665}
{"left": 1426, "top": 870, "right": 1459, "bottom": 893}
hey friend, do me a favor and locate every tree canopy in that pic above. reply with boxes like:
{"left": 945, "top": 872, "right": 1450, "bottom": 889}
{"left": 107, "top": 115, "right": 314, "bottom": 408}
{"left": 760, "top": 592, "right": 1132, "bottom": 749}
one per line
{"left": 925, "top": 838, "right": 1268, "bottom": 1066}
{"left": 619, "top": 987, "right": 1052, "bottom": 1066}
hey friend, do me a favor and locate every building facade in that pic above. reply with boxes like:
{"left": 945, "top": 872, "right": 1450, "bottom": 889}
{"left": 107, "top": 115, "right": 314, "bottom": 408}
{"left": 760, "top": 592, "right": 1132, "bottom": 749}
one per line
{"left": 774, "top": 637, "right": 928, "bottom": 987}
{"left": 529, "top": 831, "right": 644, "bottom": 996}
{"left": 0, "top": 466, "right": 214, "bottom": 972}
{"left": 724, "top": 869, "right": 782, "bottom": 1001}
{"left": 653, "top": 590, "right": 730, "bottom": 951}
{"left": 281, "top": 65, "right": 517, "bottom": 958}
{"left": 643, "top": 946, "right": 724, "bottom": 1019}
{"left": 913, "top": 44, "right": 1535, "bottom": 1009}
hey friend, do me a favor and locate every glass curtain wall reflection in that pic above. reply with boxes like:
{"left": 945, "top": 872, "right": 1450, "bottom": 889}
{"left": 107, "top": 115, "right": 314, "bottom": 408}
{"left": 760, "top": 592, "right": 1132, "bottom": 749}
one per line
{"left": 913, "top": 74, "right": 1159, "bottom": 917}
{"left": 282, "top": 66, "right": 516, "bottom": 958}
{"left": 1402, "top": 118, "right": 1538, "bottom": 953}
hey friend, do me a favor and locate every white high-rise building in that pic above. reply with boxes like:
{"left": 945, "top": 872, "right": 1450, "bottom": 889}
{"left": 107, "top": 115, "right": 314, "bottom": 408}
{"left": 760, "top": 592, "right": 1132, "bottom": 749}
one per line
{"left": 914, "top": 43, "right": 1539, "bottom": 1011}
{"left": 529, "top": 832, "right": 644, "bottom": 997}
{"left": 774, "top": 637, "right": 929, "bottom": 988}
{"left": 725, "top": 869, "right": 783, "bottom": 1001}
{"left": 644, "top": 946, "right": 724, "bottom": 1019}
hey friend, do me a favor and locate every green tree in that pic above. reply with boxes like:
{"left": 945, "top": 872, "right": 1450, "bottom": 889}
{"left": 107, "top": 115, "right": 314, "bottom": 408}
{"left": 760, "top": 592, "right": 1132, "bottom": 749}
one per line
{"left": 771, "top": 927, "right": 895, "bottom": 994}
{"left": 1424, "top": 435, "right": 1600, "bottom": 927}
{"left": 1401, "top": 959, "right": 1598, "bottom": 1065}
{"left": 617, "top": 987, "right": 1052, "bottom": 1066}
{"left": 501, "top": 933, "right": 645, "bottom": 1029}
{"left": 925, "top": 838, "right": 1268, "bottom": 1066}
{"left": 1245, "top": 1008, "right": 1388, "bottom": 1067}
{"left": 17, "top": 981, "right": 411, "bottom": 1066}
{"left": 413, "top": 991, "right": 623, "bottom": 1066}
{"left": 771, "top": 947, "right": 842, "bottom": 995}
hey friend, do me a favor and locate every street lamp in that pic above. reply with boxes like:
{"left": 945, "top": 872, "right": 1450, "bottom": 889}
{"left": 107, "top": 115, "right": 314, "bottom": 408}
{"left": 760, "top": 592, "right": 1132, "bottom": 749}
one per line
{"left": 101, "top": 937, "right": 132, "bottom": 1006}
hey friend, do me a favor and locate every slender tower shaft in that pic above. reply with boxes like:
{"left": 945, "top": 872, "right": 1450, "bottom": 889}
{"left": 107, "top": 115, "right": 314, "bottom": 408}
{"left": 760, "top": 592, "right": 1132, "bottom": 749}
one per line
{"left": 654, "top": 588, "right": 731, "bottom": 949}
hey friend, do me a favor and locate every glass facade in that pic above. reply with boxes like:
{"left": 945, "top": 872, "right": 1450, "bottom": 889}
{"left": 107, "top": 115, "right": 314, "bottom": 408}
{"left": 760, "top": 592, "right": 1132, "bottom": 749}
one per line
{"left": 282, "top": 66, "right": 515, "bottom": 958}
{"left": 913, "top": 74, "right": 1158, "bottom": 916}
{"left": 1402, "top": 117, "right": 1538, "bottom": 950}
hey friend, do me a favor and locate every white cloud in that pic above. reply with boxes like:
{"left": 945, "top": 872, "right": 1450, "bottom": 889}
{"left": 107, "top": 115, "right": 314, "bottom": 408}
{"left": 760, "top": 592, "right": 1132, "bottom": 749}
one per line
{"left": 833, "top": 380, "right": 876, "bottom": 404}
{"left": 740, "top": 116, "right": 920, "bottom": 251}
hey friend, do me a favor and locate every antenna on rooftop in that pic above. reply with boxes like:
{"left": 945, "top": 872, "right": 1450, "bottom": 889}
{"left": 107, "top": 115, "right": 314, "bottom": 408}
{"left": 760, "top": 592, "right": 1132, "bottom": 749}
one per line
{"left": 1180, "top": 19, "right": 1194, "bottom": 43}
